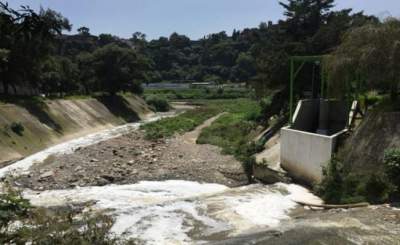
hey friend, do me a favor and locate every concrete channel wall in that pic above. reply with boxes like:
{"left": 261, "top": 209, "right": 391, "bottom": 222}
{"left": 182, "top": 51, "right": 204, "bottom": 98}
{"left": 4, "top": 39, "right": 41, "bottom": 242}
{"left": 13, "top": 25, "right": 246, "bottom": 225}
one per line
{"left": 281, "top": 127, "right": 345, "bottom": 183}
{"left": 281, "top": 99, "right": 351, "bottom": 184}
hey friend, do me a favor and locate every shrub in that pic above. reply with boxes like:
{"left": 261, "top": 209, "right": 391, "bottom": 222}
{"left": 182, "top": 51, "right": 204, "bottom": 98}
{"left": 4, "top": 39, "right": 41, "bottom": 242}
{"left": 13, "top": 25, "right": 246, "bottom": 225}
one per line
{"left": 317, "top": 158, "right": 344, "bottom": 204}
{"left": 0, "top": 187, "right": 31, "bottom": 234}
{"left": 259, "top": 96, "right": 272, "bottom": 115}
{"left": 145, "top": 95, "right": 170, "bottom": 112}
{"left": 362, "top": 174, "right": 391, "bottom": 203}
{"left": 0, "top": 187, "right": 130, "bottom": 244}
{"left": 384, "top": 148, "right": 400, "bottom": 192}
{"left": 10, "top": 122, "right": 24, "bottom": 136}
{"left": 318, "top": 157, "right": 393, "bottom": 204}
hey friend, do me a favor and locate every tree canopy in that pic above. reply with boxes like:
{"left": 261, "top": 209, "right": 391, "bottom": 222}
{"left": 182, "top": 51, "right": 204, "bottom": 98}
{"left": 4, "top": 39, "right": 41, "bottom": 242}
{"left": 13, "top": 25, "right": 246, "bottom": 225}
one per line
{"left": 325, "top": 18, "right": 400, "bottom": 101}
{"left": 0, "top": 0, "right": 387, "bottom": 100}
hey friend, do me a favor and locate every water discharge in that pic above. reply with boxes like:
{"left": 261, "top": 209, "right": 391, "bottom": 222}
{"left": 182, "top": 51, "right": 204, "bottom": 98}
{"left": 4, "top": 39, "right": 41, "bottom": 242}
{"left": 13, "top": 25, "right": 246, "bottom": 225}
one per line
{"left": 1, "top": 113, "right": 322, "bottom": 244}
{"left": 25, "top": 181, "right": 321, "bottom": 244}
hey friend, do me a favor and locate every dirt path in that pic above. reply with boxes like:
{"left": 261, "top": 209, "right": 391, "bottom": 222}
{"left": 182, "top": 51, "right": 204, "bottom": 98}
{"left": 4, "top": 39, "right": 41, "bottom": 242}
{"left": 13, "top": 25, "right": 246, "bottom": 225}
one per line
{"left": 182, "top": 113, "right": 225, "bottom": 143}
{"left": 15, "top": 113, "right": 246, "bottom": 190}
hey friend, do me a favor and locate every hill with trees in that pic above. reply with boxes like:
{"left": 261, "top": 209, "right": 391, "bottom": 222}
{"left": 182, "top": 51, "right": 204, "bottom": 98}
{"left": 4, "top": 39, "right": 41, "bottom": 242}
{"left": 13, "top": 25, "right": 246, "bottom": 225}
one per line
{"left": 1, "top": 0, "right": 377, "bottom": 98}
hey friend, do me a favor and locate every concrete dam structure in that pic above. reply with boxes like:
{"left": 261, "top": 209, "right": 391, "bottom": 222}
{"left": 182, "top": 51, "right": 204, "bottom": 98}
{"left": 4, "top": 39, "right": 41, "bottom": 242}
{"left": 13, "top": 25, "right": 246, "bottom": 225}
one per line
{"left": 281, "top": 99, "right": 355, "bottom": 184}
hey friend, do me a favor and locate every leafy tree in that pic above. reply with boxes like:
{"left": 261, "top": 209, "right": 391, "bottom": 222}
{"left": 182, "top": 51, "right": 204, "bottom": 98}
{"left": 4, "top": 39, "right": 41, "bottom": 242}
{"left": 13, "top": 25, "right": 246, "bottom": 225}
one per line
{"left": 92, "top": 44, "right": 147, "bottom": 94}
{"left": 77, "top": 26, "right": 90, "bottom": 36}
{"left": 98, "top": 33, "right": 116, "bottom": 47}
{"left": 280, "top": 0, "right": 335, "bottom": 40}
{"left": 0, "top": 3, "right": 70, "bottom": 94}
{"left": 325, "top": 18, "right": 400, "bottom": 101}
{"left": 233, "top": 52, "right": 256, "bottom": 82}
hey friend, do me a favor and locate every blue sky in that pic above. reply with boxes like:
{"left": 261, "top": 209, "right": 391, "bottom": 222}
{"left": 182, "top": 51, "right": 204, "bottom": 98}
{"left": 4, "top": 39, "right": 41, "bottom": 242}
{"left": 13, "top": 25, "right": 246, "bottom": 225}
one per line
{"left": 5, "top": 0, "right": 400, "bottom": 40}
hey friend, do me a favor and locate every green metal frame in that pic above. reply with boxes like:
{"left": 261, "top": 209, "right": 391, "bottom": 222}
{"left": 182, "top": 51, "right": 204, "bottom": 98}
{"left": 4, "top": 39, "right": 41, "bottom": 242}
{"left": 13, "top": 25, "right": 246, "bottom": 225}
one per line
{"left": 289, "top": 55, "right": 327, "bottom": 125}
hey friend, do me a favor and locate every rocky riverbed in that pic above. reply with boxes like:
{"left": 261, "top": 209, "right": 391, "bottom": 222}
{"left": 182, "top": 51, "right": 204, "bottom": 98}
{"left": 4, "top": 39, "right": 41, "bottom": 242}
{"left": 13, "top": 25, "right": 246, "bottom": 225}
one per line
{"left": 14, "top": 115, "right": 246, "bottom": 191}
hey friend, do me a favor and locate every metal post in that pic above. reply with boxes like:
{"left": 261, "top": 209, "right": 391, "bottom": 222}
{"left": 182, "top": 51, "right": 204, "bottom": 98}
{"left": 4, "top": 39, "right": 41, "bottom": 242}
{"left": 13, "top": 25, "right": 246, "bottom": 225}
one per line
{"left": 289, "top": 58, "right": 294, "bottom": 125}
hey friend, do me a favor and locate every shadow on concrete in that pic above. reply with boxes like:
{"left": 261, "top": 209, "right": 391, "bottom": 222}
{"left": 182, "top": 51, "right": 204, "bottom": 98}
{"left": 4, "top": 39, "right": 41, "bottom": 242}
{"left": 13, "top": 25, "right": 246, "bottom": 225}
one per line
{"left": 95, "top": 95, "right": 140, "bottom": 122}
{"left": 0, "top": 95, "right": 63, "bottom": 133}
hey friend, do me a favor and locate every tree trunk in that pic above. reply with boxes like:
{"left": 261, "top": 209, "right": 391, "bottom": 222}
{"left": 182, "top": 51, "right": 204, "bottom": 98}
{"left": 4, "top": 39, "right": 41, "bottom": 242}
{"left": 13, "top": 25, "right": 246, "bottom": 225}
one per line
{"left": 11, "top": 83, "right": 17, "bottom": 95}
{"left": 2, "top": 81, "right": 9, "bottom": 95}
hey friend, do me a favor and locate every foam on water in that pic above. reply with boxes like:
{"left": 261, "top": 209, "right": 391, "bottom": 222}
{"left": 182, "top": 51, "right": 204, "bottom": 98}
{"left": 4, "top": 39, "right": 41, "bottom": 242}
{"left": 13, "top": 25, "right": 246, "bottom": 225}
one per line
{"left": 24, "top": 181, "right": 322, "bottom": 244}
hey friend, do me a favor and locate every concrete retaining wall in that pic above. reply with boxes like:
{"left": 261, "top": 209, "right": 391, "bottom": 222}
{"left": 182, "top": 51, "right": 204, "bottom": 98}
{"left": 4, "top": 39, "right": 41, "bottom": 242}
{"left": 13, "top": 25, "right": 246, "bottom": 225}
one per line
{"left": 281, "top": 127, "right": 345, "bottom": 183}
{"left": 0, "top": 95, "right": 152, "bottom": 165}
{"left": 281, "top": 99, "right": 351, "bottom": 184}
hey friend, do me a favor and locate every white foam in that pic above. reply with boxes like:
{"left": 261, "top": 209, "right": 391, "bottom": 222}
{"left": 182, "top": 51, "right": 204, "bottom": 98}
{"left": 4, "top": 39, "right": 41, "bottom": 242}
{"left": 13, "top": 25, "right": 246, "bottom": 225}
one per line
{"left": 24, "top": 181, "right": 322, "bottom": 244}
{"left": 0, "top": 113, "right": 173, "bottom": 178}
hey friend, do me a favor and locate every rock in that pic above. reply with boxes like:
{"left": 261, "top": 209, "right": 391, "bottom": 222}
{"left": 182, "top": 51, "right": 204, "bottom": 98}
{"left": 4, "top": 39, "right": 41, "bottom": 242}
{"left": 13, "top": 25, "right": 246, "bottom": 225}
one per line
{"left": 101, "top": 175, "right": 115, "bottom": 182}
{"left": 96, "top": 177, "right": 110, "bottom": 186}
{"left": 74, "top": 166, "right": 83, "bottom": 172}
{"left": 127, "top": 160, "right": 135, "bottom": 165}
{"left": 90, "top": 158, "right": 99, "bottom": 162}
{"left": 39, "top": 170, "right": 54, "bottom": 180}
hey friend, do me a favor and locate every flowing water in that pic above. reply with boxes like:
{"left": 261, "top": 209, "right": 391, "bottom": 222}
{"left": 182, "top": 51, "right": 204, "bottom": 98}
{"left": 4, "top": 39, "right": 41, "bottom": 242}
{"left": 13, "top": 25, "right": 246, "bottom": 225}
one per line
{"left": 1, "top": 115, "right": 322, "bottom": 244}
{"left": 25, "top": 181, "right": 320, "bottom": 244}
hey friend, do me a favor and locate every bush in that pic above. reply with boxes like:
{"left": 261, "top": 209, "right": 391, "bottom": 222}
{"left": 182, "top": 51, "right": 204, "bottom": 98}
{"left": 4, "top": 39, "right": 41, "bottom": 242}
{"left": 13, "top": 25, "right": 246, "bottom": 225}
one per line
{"left": 0, "top": 187, "right": 130, "bottom": 244}
{"left": 318, "top": 157, "right": 393, "bottom": 204}
{"left": 317, "top": 158, "right": 345, "bottom": 204}
{"left": 145, "top": 95, "right": 170, "bottom": 112}
{"left": 10, "top": 122, "right": 24, "bottom": 136}
{"left": 0, "top": 187, "right": 31, "bottom": 235}
{"left": 384, "top": 149, "right": 400, "bottom": 192}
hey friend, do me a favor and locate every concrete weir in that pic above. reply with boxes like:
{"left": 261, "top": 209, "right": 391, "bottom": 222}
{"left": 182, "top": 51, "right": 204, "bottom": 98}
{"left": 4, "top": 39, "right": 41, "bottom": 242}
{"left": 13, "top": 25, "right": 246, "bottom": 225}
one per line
{"left": 281, "top": 99, "right": 355, "bottom": 184}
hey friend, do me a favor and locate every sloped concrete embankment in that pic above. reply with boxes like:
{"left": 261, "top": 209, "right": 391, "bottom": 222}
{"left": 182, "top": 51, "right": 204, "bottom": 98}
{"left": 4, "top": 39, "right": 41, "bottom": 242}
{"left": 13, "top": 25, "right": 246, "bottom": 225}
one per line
{"left": 0, "top": 95, "right": 152, "bottom": 165}
{"left": 339, "top": 109, "right": 400, "bottom": 174}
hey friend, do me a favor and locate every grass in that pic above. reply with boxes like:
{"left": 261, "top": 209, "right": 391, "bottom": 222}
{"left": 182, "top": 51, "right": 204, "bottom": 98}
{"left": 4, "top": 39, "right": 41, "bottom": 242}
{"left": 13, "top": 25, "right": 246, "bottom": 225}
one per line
{"left": 141, "top": 98, "right": 263, "bottom": 183}
{"left": 197, "top": 112, "right": 259, "bottom": 155}
{"left": 144, "top": 87, "right": 253, "bottom": 101}
{"left": 141, "top": 106, "right": 219, "bottom": 139}
{"left": 141, "top": 98, "right": 261, "bottom": 140}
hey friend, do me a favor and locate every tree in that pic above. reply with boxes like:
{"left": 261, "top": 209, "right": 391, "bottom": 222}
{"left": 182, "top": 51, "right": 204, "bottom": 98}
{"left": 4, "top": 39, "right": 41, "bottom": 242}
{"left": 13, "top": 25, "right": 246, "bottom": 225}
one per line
{"left": 92, "top": 44, "right": 147, "bottom": 94}
{"left": 325, "top": 18, "right": 400, "bottom": 101}
{"left": 279, "top": 0, "right": 335, "bottom": 40}
{"left": 98, "top": 34, "right": 116, "bottom": 47}
{"left": 0, "top": 3, "right": 71, "bottom": 94}
{"left": 233, "top": 52, "right": 256, "bottom": 82}
{"left": 77, "top": 26, "right": 90, "bottom": 36}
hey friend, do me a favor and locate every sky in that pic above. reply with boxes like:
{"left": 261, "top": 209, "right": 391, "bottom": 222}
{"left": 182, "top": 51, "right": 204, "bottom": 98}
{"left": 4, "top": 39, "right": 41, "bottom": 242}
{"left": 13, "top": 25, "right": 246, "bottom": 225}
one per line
{"left": 5, "top": 0, "right": 400, "bottom": 40}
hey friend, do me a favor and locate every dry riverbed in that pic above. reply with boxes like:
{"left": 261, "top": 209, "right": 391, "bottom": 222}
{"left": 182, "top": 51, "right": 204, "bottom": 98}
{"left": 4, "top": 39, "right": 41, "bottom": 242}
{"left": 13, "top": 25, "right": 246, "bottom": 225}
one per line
{"left": 14, "top": 115, "right": 247, "bottom": 190}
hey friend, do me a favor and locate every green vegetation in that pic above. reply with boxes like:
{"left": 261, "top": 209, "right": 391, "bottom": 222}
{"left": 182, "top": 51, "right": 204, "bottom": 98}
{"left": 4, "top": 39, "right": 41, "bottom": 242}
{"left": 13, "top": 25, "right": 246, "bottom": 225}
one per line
{"left": 384, "top": 149, "right": 400, "bottom": 195}
{"left": 144, "top": 87, "right": 252, "bottom": 101}
{"left": 10, "top": 122, "right": 24, "bottom": 136}
{"left": 0, "top": 186, "right": 134, "bottom": 244}
{"left": 196, "top": 100, "right": 263, "bottom": 183}
{"left": 197, "top": 109, "right": 260, "bottom": 155}
{"left": 317, "top": 153, "right": 400, "bottom": 205}
{"left": 142, "top": 98, "right": 263, "bottom": 183}
{"left": 141, "top": 106, "right": 219, "bottom": 139}
{"left": 1, "top": 1, "right": 377, "bottom": 102}
{"left": 141, "top": 99, "right": 260, "bottom": 139}
{"left": 326, "top": 19, "right": 400, "bottom": 102}
{"left": 145, "top": 95, "right": 170, "bottom": 112}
